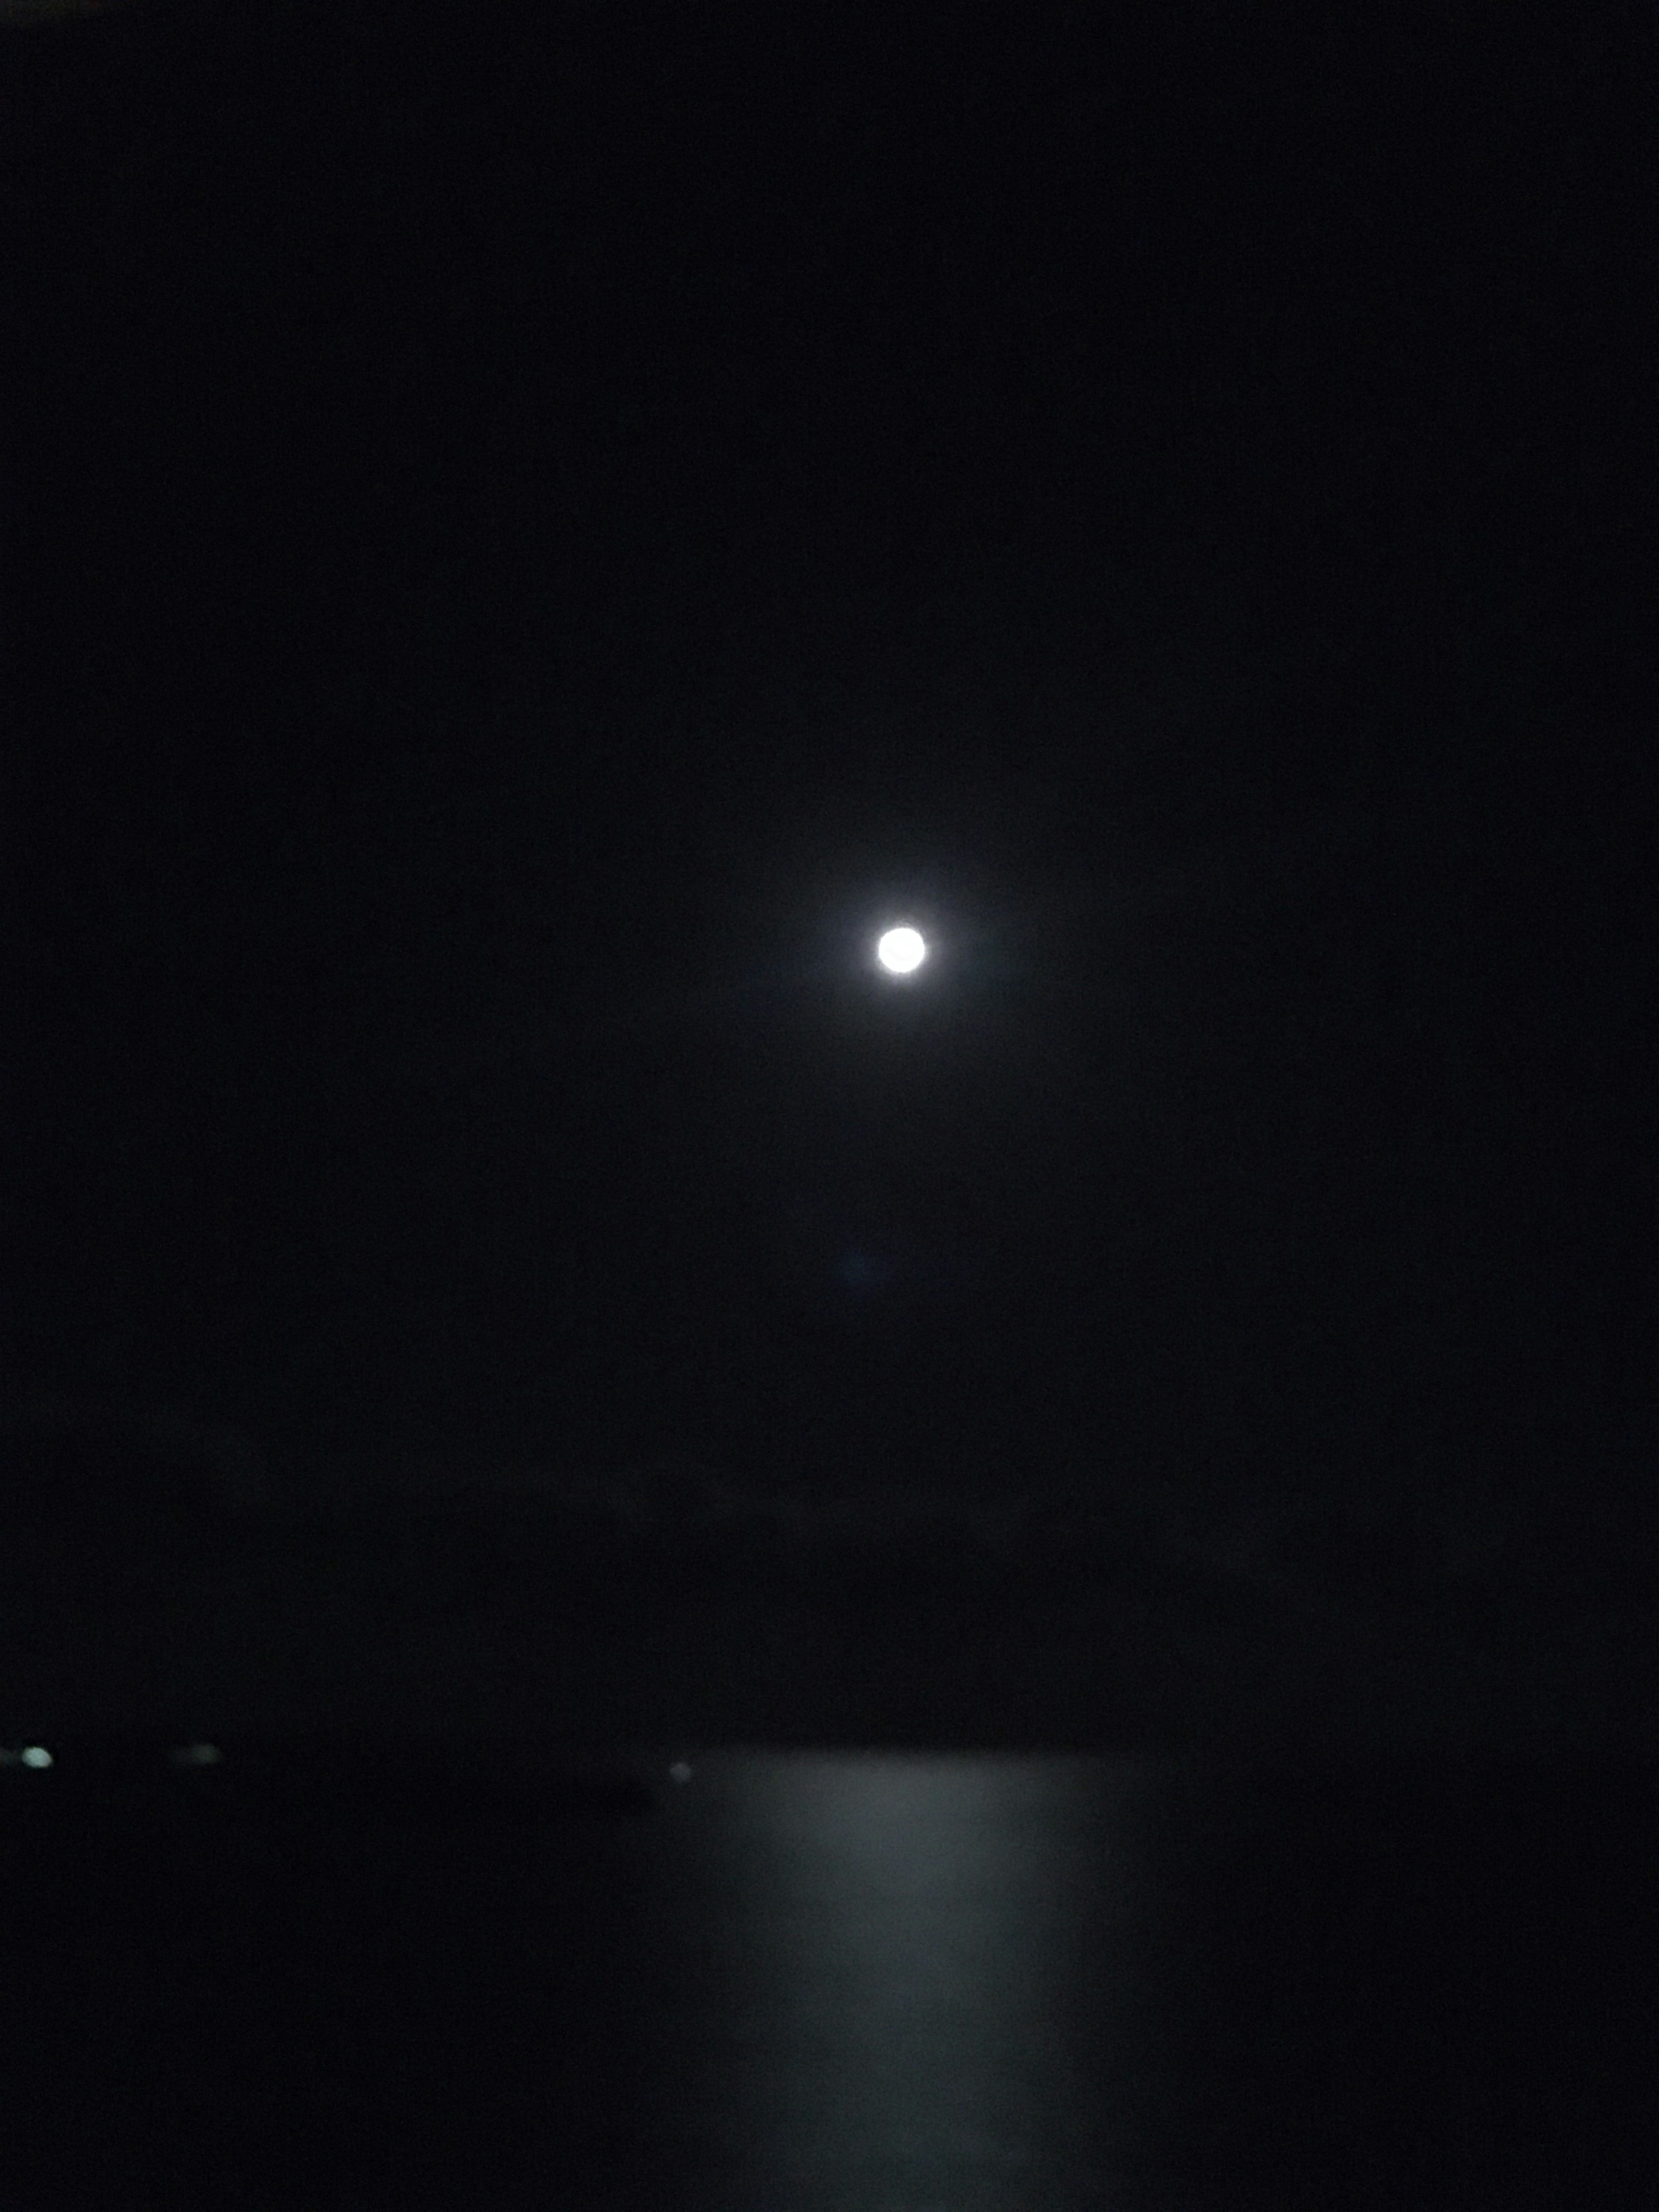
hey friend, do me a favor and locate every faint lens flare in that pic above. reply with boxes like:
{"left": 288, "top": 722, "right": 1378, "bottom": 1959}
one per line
{"left": 837, "top": 1248, "right": 894, "bottom": 1293}
{"left": 876, "top": 925, "right": 927, "bottom": 976}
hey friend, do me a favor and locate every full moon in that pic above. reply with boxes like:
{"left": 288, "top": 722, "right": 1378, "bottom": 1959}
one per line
{"left": 876, "top": 926, "right": 927, "bottom": 975}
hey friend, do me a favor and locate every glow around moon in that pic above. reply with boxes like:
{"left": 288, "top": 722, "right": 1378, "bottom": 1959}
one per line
{"left": 876, "top": 926, "right": 927, "bottom": 975}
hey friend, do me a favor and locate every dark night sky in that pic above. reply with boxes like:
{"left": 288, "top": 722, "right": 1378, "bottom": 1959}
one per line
{"left": 0, "top": 0, "right": 1651, "bottom": 1513}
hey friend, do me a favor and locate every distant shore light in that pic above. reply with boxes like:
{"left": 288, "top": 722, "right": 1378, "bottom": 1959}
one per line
{"left": 876, "top": 926, "right": 927, "bottom": 975}
{"left": 169, "top": 1743, "right": 223, "bottom": 1767}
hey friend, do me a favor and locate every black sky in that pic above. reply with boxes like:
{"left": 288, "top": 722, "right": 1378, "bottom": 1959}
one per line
{"left": 1, "top": 0, "right": 1651, "bottom": 1514}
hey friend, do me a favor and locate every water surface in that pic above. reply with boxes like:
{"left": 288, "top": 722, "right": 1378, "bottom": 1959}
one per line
{"left": 2, "top": 1742, "right": 1654, "bottom": 2207}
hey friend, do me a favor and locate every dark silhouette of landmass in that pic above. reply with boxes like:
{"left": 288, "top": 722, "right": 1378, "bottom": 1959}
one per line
{"left": 6, "top": 1411, "right": 1657, "bottom": 1754}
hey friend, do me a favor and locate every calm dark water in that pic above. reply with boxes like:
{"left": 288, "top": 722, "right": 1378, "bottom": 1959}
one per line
{"left": 2, "top": 1742, "right": 1656, "bottom": 2209}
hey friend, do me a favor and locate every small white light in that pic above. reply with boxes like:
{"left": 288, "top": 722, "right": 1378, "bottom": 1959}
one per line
{"left": 876, "top": 926, "right": 926, "bottom": 975}
{"left": 168, "top": 1743, "right": 223, "bottom": 1766}
{"left": 20, "top": 1745, "right": 53, "bottom": 1770}
{"left": 668, "top": 1761, "right": 692, "bottom": 1783}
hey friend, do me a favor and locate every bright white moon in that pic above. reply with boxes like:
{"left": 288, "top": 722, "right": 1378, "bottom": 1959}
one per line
{"left": 877, "top": 926, "right": 927, "bottom": 974}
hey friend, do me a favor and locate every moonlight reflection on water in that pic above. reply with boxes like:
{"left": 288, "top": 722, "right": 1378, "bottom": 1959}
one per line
{"left": 632, "top": 1752, "right": 1153, "bottom": 2205}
